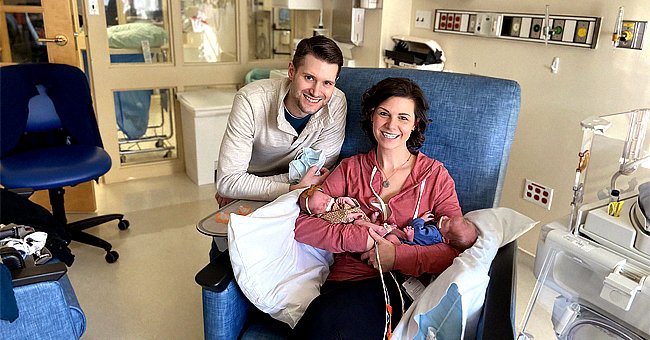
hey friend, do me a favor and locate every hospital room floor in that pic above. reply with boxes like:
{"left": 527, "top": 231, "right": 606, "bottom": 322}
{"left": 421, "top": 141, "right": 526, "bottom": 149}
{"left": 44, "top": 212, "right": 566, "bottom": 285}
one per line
{"left": 66, "top": 173, "right": 554, "bottom": 339}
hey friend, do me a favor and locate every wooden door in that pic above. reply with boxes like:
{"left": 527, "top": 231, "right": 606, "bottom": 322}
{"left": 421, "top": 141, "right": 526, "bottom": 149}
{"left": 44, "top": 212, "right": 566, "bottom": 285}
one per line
{"left": 0, "top": 0, "right": 97, "bottom": 212}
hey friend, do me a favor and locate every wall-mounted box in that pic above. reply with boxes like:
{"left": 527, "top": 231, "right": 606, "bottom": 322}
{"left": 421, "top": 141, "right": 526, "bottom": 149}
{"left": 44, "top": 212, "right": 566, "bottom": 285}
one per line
{"left": 359, "top": 0, "right": 381, "bottom": 9}
{"left": 332, "top": 0, "right": 365, "bottom": 46}
{"left": 617, "top": 20, "right": 647, "bottom": 50}
{"left": 435, "top": 9, "right": 601, "bottom": 49}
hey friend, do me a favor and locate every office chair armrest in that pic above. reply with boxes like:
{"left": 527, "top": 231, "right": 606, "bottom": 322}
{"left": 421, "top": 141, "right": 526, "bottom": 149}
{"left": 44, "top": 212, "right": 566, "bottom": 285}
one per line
{"left": 477, "top": 240, "right": 518, "bottom": 340}
{"left": 195, "top": 250, "right": 234, "bottom": 292}
{"left": 11, "top": 262, "right": 67, "bottom": 287}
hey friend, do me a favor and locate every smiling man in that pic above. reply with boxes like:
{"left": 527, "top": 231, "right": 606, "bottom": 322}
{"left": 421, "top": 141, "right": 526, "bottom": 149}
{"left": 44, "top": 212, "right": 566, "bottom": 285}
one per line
{"left": 215, "top": 36, "right": 346, "bottom": 206}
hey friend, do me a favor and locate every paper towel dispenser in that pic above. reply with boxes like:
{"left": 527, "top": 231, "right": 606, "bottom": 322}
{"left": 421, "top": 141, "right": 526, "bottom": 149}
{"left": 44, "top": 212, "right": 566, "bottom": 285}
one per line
{"left": 331, "top": 0, "right": 365, "bottom": 46}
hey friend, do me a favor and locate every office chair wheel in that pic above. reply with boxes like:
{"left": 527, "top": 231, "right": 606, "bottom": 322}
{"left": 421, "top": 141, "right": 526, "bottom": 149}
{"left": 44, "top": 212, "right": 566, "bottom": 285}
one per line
{"left": 118, "top": 219, "right": 130, "bottom": 230}
{"left": 105, "top": 250, "right": 119, "bottom": 263}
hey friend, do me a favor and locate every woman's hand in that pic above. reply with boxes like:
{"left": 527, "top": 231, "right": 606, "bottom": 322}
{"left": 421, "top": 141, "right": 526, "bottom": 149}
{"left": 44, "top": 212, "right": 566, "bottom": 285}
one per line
{"left": 360, "top": 228, "right": 396, "bottom": 272}
{"left": 354, "top": 219, "right": 392, "bottom": 235}
{"left": 354, "top": 220, "right": 393, "bottom": 249}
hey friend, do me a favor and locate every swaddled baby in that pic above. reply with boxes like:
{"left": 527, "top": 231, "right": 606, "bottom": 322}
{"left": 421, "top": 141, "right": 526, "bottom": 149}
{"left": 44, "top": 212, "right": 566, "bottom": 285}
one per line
{"left": 298, "top": 185, "right": 370, "bottom": 224}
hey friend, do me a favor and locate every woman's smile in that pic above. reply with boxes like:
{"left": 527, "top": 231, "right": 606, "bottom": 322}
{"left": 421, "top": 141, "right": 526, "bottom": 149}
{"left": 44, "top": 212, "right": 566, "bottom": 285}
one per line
{"left": 372, "top": 96, "right": 417, "bottom": 149}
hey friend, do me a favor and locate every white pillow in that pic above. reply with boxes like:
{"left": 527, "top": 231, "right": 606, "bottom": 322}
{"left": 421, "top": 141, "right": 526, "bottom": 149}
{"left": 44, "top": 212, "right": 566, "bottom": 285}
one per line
{"left": 392, "top": 207, "right": 537, "bottom": 339}
{"left": 227, "top": 189, "right": 333, "bottom": 328}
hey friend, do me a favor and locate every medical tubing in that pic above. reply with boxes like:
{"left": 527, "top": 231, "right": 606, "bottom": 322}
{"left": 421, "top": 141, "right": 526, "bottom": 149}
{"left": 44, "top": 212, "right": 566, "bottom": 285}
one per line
{"left": 370, "top": 167, "right": 389, "bottom": 221}
{"left": 375, "top": 241, "right": 391, "bottom": 339}
{"left": 389, "top": 272, "right": 405, "bottom": 316}
{"left": 518, "top": 248, "right": 557, "bottom": 335}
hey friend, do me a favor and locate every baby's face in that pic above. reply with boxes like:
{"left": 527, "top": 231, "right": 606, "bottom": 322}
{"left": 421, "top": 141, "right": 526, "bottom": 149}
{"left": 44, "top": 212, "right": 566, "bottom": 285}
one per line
{"left": 308, "top": 190, "right": 335, "bottom": 214}
{"left": 438, "top": 216, "right": 472, "bottom": 237}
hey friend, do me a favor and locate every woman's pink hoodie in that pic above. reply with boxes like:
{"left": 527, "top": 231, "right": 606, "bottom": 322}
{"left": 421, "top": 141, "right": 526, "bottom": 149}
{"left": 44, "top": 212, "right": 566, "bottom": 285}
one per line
{"left": 295, "top": 149, "right": 462, "bottom": 281}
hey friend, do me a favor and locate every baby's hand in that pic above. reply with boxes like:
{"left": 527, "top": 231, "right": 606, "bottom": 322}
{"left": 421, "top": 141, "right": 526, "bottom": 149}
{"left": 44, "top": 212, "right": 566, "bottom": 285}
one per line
{"left": 336, "top": 196, "right": 358, "bottom": 207}
{"left": 404, "top": 226, "right": 415, "bottom": 242}
{"left": 369, "top": 211, "right": 380, "bottom": 223}
{"left": 420, "top": 211, "right": 435, "bottom": 223}
{"left": 345, "top": 211, "right": 366, "bottom": 222}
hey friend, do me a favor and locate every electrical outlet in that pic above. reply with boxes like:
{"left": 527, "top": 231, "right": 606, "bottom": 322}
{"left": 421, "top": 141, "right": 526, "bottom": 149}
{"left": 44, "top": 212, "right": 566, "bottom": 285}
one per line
{"left": 523, "top": 179, "right": 553, "bottom": 210}
{"left": 475, "top": 13, "right": 502, "bottom": 37}
{"left": 415, "top": 10, "right": 432, "bottom": 29}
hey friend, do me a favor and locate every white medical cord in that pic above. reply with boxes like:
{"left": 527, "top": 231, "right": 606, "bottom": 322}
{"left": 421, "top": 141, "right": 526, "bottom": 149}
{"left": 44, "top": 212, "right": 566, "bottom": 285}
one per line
{"left": 374, "top": 240, "right": 391, "bottom": 339}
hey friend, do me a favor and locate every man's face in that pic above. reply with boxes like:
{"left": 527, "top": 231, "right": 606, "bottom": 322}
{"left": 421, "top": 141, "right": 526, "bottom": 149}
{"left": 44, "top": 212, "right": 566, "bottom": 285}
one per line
{"left": 285, "top": 54, "right": 339, "bottom": 118}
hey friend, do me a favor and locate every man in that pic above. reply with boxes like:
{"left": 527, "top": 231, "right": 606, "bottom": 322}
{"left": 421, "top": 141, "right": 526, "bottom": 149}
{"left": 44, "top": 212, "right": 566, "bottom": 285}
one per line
{"left": 202, "top": 36, "right": 346, "bottom": 336}
{"left": 215, "top": 35, "right": 346, "bottom": 206}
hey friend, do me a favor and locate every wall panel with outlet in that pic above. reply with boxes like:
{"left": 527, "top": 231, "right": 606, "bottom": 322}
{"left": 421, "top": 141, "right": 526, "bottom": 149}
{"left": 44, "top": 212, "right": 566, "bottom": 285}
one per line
{"left": 434, "top": 9, "right": 602, "bottom": 49}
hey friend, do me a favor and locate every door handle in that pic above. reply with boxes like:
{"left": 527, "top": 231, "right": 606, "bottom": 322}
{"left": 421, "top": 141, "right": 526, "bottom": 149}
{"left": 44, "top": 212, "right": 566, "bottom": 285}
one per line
{"left": 37, "top": 34, "right": 68, "bottom": 46}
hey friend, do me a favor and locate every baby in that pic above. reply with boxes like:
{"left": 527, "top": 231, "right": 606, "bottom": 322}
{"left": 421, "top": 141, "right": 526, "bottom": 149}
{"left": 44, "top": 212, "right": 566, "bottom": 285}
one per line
{"left": 298, "top": 185, "right": 371, "bottom": 224}
{"left": 386, "top": 212, "right": 478, "bottom": 252}
{"left": 298, "top": 185, "right": 478, "bottom": 252}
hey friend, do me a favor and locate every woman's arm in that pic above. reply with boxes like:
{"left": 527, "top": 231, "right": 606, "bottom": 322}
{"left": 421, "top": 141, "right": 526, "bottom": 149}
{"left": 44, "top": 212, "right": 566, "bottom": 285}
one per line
{"left": 295, "top": 214, "right": 373, "bottom": 253}
{"left": 294, "top": 158, "right": 371, "bottom": 253}
{"left": 393, "top": 243, "right": 459, "bottom": 276}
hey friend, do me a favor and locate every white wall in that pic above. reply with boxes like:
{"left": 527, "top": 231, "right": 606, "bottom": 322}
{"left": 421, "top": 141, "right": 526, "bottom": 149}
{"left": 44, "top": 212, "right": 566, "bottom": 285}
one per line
{"left": 405, "top": 0, "right": 650, "bottom": 254}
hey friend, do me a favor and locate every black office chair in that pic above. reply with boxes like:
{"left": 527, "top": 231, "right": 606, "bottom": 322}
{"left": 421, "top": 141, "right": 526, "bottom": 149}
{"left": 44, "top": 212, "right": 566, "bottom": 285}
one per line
{"left": 0, "top": 63, "right": 129, "bottom": 263}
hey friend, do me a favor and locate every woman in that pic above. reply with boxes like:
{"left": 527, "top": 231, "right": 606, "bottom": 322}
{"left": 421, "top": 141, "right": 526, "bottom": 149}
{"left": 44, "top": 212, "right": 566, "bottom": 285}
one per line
{"left": 293, "top": 77, "right": 462, "bottom": 338}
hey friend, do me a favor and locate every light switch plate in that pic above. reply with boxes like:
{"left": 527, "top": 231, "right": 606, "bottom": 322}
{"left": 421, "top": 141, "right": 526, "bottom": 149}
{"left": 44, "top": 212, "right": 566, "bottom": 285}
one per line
{"left": 415, "top": 10, "right": 433, "bottom": 29}
{"left": 88, "top": 0, "right": 99, "bottom": 15}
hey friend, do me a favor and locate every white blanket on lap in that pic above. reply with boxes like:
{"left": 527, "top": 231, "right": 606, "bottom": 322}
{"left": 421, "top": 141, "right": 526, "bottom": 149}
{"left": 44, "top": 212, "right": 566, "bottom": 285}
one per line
{"left": 228, "top": 190, "right": 535, "bottom": 336}
{"left": 228, "top": 189, "right": 333, "bottom": 328}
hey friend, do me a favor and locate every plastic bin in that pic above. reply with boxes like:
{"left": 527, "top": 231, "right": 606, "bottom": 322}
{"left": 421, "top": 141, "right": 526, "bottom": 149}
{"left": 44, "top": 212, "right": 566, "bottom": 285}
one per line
{"left": 178, "top": 88, "right": 237, "bottom": 185}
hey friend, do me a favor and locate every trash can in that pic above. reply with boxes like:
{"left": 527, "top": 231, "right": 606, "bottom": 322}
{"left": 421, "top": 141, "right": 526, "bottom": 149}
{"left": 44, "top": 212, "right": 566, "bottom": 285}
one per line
{"left": 178, "top": 88, "right": 237, "bottom": 185}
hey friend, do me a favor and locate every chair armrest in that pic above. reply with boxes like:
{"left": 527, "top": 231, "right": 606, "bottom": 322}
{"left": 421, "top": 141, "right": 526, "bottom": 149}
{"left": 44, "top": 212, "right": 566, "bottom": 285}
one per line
{"left": 477, "top": 240, "right": 518, "bottom": 340}
{"left": 195, "top": 250, "right": 234, "bottom": 292}
{"left": 11, "top": 262, "right": 67, "bottom": 287}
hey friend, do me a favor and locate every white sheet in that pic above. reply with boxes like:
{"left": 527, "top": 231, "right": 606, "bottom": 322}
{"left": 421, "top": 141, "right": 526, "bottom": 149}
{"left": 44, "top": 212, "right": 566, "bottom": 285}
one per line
{"left": 227, "top": 189, "right": 333, "bottom": 328}
{"left": 392, "top": 207, "right": 537, "bottom": 339}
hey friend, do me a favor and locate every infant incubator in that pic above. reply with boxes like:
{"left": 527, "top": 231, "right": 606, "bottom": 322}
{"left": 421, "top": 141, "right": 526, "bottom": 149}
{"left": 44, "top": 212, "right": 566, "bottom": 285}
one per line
{"left": 520, "top": 109, "right": 650, "bottom": 339}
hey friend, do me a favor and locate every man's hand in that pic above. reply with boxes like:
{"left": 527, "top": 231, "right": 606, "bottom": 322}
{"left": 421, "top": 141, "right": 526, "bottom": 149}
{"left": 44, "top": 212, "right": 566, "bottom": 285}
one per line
{"left": 215, "top": 193, "right": 234, "bottom": 208}
{"left": 360, "top": 228, "right": 396, "bottom": 272}
{"left": 289, "top": 165, "right": 331, "bottom": 191}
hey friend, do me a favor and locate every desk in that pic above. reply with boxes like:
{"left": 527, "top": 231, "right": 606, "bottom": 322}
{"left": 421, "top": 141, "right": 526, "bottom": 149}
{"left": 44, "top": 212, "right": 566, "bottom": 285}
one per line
{"left": 196, "top": 199, "right": 269, "bottom": 237}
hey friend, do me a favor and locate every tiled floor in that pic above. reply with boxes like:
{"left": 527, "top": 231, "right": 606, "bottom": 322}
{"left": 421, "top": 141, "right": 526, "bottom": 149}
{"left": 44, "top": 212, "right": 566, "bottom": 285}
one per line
{"left": 66, "top": 173, "right": 552, "bottom": 338}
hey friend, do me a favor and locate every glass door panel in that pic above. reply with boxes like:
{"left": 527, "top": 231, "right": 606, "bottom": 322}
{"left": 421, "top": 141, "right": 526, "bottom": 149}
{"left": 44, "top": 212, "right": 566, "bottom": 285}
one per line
{"left": 106, "top": 0, "right": 170, "bottom": 64}
{"left": 181, "top": 0, "right": 237, "bottom": 63}
{"left": 2, "top": 12, "right": 47, "bottom": 63}
{"left": 4, "top": 0, "right": 41, "bottom": 5}
{"left": 115, "top": 87, "right": 177, "bottom": 165}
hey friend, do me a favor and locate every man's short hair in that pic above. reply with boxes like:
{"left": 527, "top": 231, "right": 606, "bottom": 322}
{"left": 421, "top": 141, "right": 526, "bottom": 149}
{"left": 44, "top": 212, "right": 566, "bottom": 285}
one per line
{"left": 292, "top": 36, "right": 344, "bottom": 76}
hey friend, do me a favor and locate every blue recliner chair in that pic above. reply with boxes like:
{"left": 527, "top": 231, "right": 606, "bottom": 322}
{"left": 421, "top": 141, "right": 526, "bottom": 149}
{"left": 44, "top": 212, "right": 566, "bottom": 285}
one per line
{"left": 196, "top": 67, "right": 521, "bottom": 339}
{"left": 0, "top": 63, "right": 129, "bottom": 263}
{"left": 0, "top": 262, "right": 86, "bottom": 339}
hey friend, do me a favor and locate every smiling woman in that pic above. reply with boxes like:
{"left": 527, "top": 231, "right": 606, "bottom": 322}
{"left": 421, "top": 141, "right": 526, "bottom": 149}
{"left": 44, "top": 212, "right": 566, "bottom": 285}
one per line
{"left": 293, "top": 77, "right": 463, "bottom": 338}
